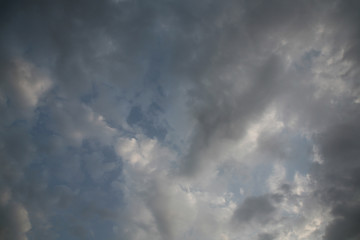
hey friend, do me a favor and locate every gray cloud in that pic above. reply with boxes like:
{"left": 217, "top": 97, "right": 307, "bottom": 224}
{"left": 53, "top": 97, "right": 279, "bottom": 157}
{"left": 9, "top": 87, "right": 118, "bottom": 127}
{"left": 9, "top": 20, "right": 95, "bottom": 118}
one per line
{"left": 0, "top": 202, "right": 31, "bottom": 240}
{"left": 232, "top": 194, "right": 282, "bottom": 226}
{"left": 181, "top": 54, "right": 286, "bottom": 176}
{"left": 1, "top": 0, "right": 360, "bottom": 239}
{"left": 313, "top": 110, "right": 360, "bottom": 240}
{"left": 0, "top": 188, "right": 31, "bottom": 240}
{"left": 302, "top": 1, "right": 360, "bottom": 239}
{"left": 258, "top": 232, "right": 277, "bottom": 240}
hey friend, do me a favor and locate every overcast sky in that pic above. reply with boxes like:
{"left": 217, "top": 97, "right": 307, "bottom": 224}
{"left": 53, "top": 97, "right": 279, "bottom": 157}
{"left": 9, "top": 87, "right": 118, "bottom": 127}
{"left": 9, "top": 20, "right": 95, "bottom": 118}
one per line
{"left": 1, "top": 0, "right": 360, "bottom": 239}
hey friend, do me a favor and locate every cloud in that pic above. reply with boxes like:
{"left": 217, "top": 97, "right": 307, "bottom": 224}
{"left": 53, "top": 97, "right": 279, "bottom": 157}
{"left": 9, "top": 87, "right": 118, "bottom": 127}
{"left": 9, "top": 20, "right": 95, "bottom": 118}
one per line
{"left": 0, "top": 189, "right": 31, "bottom": 240}
{"left": 324, "top": 204, "right": 360, "bottom": 240}
{"left": 0, "top": 58, "right": 52, "bottom": 125}
{"left": 313, "top": 111, "right": 360, "bottom": 240}
{"left": 258, "top": 232, "right": 277, "bottom": 240}
{"left": 232, "top": 194, "right": 281, "bottom": 226}
{"left": 181, "top": 54, "right": 286, "bottom": 176}
{"left": 1, "top": 0, "right": 360, "bottom": 239}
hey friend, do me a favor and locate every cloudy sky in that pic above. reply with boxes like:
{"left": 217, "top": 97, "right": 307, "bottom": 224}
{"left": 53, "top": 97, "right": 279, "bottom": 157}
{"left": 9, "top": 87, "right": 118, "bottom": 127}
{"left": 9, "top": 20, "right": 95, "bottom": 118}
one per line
{"left": 1, "top": 0, "right": 360, "bottom": 239}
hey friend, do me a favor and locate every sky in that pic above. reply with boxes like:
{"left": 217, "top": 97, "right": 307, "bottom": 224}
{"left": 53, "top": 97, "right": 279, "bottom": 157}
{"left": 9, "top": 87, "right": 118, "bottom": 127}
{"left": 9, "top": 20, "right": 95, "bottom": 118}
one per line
{"left": 1, "top": 0, "right": 360, "bottom": 239}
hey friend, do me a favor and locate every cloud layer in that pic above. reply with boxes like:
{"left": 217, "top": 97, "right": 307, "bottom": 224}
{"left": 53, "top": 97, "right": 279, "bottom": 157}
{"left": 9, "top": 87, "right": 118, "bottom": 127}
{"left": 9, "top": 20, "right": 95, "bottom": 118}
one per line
{"left": 1, "top": 0, "right": 360, "bottom": 239}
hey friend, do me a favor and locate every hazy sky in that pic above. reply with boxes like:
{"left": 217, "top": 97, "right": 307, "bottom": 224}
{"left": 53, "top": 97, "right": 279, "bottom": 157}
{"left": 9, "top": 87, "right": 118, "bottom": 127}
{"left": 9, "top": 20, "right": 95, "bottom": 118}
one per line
{"left": 1, "top": 0, "right": 360, "bottom": 239}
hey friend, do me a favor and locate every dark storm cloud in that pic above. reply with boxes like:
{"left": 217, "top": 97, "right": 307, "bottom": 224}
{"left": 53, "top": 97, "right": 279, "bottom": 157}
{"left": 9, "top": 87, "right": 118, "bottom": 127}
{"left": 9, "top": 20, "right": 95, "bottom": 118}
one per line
{"left": 182, "top": 54, "right": 286, "bottom": 176}
{"left": 0, "top": 200, "right": 31, "bottom": 240}
{"left": 0, "top": 0, "right": 149, "bottom": 93}
{"left": 313, "top": 109, "right": 360, "bottom": 240}
{"left": 329, "top": 0, "right": 360, "bottom": 91}
{"left": 0, "top": 0, "right": 225, "bottom": 93}
{"left": 304, "top": 1, "right": 360, "bottom": 239}
{"left": 232, "top": 194, "right": 282, "bottom": 225}
{"left": 177, "top": 0, "right": 330, "bottom": 176}
{"left": 258, "top": 232, "right": 277, "bottom": 240}
{"left": 324, "top": 204, "right": 360, "bottom": 240}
